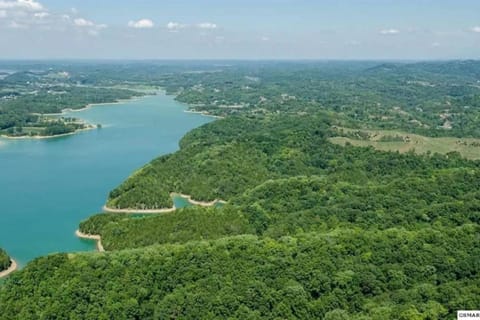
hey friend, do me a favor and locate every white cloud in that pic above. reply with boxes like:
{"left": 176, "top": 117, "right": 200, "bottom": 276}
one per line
{"left": 197, "top": 22, "right": 217, "bottom": 30}
{"left": 73, "top": 17, "right": 107, "bottom": 36}
{"left": 0, "top": 1, "right": 110, "bottom": 35}
{"left": 471, "top": 26, "right": 480, "bottom": 33}
{"left": 33, "top": 11, "right": 48, "bottom": 18}
{"left": 432, "top": 42, "right": 441, "bottom": 47}
{"left": 0, "top": 0, "right": 43, "bottom": 11}
{"left": 261, "top": 36, "right": 270, "bottom": 41}
{"left": 379, "top": 28, "right": 400, "bottom": 35}
{"left": 0, "top": 0, "right": 49, "bottom": 29}
{"left": 74, "top": 18, "right": 94, "bottom": 27}
{"left": 0, "top": 0, "right": 44, "bottom": 25}
{"left": 166, "top": 21, "right": 186, "bottom": 31}
{"left": 164, "top": 21, "right": 218, "bottom": 32}
{"left": 128, "top": 18, "right": 154, "bottom": 29}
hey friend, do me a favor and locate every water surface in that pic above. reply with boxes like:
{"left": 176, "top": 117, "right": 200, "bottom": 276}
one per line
{"left": 0, "top": 93, "right": 212, "bottom": 266}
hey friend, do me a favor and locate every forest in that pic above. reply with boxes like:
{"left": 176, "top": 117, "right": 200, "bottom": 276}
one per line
{"left": 0, "top": 228, "right": 478, "bottom": 319}
{"left": 107, "top": 114, "right": 479, "bottom": 210}
{"left": 1, "top": 61, "right": 480, "bottom": 319}
{"left": 1, "top": 112, "right": 479, "bottom": 319}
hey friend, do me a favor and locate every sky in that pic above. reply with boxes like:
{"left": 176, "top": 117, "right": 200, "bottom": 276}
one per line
{"left": 0, "top": 0, "right": 479, "bottom": 60}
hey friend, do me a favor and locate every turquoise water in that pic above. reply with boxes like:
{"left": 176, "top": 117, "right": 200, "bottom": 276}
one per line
{"left": 172, "top": 195, "right": 194, "bottom": 209}
{"left": 0, "top": 93, "right": 212, "bottom": 267}
{"left": 172, "top": 195, "right": 225, "bottom": 209}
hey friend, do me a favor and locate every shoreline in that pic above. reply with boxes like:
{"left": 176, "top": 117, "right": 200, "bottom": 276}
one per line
{"left": 172, "top": 193, "right": 227, "bottom": 206}
{"left": 103, "top": 192, "right": 226, "bottom": 214}
{"left": 1, "top": 92, "right": 216, "bottom": 141}
{"left": 173, "top": 97, "right": 224, "bottom": 120}
{"left": 0, "top": 259, "right": 17, "bottom": 278}
{"left": 75, "top": 230, "right": 105, "bottom": 252}
{"left": 0, "top": 125, "right": 96, "bottom": 140}
{"left": 183, "top": 109, "right": 225, "bottom": 119}
{"left": 102, "top": 205, "right": 176, "bottom": 214}
{"left": 38, "top": 94, "right": 150, "bottom": 117}
{"left": 1, "top": 92, "right": 155, "bottom": 141}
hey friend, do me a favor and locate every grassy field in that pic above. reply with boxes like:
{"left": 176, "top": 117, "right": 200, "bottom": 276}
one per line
{"left": 329, "top": 127, "right": 480, "bottom": 160}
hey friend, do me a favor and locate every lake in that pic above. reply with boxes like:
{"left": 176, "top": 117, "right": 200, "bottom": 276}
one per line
{"left": 0, "top": 93, "right": 213, "bottom": 267}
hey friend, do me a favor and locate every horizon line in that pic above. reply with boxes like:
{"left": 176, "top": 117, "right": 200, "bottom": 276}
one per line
{"left": 0, "top": 58, "right": 478, "bottom": 63}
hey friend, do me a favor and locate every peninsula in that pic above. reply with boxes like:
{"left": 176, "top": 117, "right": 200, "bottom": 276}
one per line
{"left": 0, "top": 72, "right": 144, "bottom": 139}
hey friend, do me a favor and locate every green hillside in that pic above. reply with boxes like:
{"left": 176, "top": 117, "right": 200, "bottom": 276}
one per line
{"left": 2, "top": 61, "right": 480, "bottom": 319}
{"left": 1, "top": 228, "right": 478, "bottom": 319}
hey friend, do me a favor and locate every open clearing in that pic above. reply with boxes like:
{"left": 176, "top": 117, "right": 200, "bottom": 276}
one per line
{"left": 329, "top": 127, "right": 480, "bottom": 160}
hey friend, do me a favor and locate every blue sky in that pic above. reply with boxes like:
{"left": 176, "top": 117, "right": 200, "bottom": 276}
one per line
{"left": 0, "top": 0, "right": 479, "bottom": 59}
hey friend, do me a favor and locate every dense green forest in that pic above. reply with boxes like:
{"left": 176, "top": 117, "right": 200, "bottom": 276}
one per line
{"left": 0, "top": 249, "right": 10, "bottom": 272}
{"left": 107, "top": 114, "right": 478, "bottom": 210}
{"left": 85, "top": 166, "right": 480, "bottom": 250}
{"left": 1, "top": 61, "right": 480, "bottom": 319}
{"left": 80, "top": 208, "right": 253, "bottom": 250}
{"left": 2, "top": 113, "right": 478, "bottom": 319}
{"left": 1, "top": 228, "right": 478, "bottom": 319}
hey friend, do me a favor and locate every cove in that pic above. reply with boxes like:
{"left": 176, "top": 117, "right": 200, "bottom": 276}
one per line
{"left": 172, "top": 194, "right": 226, "bottom": 209}
{"left": 0, "top": 93, "right": 213, "bottom": 267}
